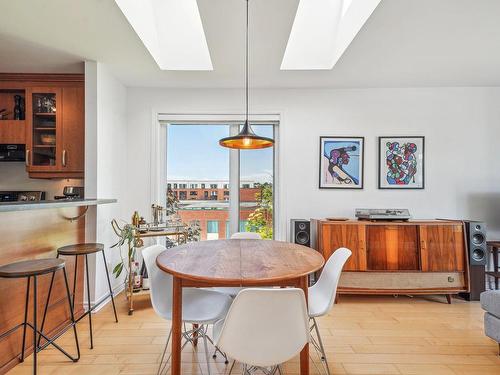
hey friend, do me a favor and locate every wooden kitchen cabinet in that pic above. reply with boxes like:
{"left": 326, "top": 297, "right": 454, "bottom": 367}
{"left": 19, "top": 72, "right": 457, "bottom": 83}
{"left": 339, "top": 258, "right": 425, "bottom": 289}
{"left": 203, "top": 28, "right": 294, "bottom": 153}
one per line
{"left": 26, "top": 84, "right": 84, "bottom": 178}
{"left": 0, "top": 73, "right": 84, "bottom": 179}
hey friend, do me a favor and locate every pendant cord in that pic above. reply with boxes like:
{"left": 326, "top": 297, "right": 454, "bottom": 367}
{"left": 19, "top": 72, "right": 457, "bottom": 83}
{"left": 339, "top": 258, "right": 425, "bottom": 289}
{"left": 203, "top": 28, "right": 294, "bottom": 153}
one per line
{"left": 245, "top": 0, "right": 249, "bottom": 124}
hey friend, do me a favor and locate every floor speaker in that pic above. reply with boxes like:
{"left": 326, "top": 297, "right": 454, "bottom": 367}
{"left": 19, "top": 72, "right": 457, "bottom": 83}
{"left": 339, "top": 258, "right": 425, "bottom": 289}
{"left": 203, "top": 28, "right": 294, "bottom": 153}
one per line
{"left": 290, "top": 219, "right": 311, "bottom": 247}
{"left": 462, "top": 221, "right": 487, "bottom": 301}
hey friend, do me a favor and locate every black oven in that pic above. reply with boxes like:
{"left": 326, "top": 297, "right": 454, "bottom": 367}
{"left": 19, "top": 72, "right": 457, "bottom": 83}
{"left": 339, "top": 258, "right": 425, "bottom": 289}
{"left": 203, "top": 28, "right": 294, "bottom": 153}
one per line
{"left": 0, "top": 144, "right": 26, "bottom": 162}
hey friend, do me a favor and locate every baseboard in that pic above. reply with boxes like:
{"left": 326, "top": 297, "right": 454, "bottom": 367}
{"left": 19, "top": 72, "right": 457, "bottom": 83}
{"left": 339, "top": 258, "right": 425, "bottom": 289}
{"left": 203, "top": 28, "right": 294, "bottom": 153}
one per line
{"left": 85, "top": 283, "right": 125, "bottom": 313}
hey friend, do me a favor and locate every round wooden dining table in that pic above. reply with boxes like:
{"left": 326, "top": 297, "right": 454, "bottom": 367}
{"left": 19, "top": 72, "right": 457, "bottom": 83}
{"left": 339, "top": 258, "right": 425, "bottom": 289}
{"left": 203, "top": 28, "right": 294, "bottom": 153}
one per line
{"left": 157, "top": 239, "right": 325, "bottom": 375}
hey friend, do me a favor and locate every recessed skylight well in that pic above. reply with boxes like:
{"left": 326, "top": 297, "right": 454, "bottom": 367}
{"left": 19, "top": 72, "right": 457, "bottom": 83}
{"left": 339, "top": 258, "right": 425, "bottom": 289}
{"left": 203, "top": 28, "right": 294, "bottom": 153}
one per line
{"left": 115, "top": 0, "right": 213, "bottom": 70}
{"left": 281, "top": 0, "right": 381, "bottom": 70}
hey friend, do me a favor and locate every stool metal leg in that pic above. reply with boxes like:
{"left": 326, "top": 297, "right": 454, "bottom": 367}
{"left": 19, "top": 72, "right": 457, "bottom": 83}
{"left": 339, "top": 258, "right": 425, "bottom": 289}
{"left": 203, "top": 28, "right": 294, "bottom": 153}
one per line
{"left": 62, "top": 266, "right": 80, "bottom": 361}
{"left": 38, "top": 267, "right": 56, "bottom": 347}
{"left": 102, "top": 250, "right": 118, "bottom": 323}
{"left": 20, "top": 276, "right": 30, "bottom": 363}
{"left": 33, "top": 275, "right": 37, "bottom": 375}
{"left": 72, "top": 255, "right": 78, "bottom": 309}
{"left": 85, "top": 254, "right": 94, "bottom": 349}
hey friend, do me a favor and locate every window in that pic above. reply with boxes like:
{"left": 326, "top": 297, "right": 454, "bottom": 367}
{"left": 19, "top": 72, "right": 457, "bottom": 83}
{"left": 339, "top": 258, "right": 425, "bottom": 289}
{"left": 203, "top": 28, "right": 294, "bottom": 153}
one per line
{"left": 167, "top": 183, "right": 171, "bottom": 189}
{"left": 207, "top": 220, "right": 219, "bottom": 240}
{"left": 165, "top": 122, "right": 276, "bottom": 240}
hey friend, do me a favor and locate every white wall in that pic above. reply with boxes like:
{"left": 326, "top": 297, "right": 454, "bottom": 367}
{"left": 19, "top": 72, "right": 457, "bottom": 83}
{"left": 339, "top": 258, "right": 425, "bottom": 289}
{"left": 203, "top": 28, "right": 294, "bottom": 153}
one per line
{"left": 85, "top": 61, "right": 128, "bottom": 306}
{"left": 0, "top": 162, "right": 83, "bottom": 198}
{"left": 125, "top": 87, "right": 500, "bottom": 239}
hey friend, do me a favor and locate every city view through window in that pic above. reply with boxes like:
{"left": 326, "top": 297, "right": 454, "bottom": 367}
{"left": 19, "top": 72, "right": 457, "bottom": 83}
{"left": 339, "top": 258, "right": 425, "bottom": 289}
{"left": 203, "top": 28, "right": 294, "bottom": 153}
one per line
{"left": 166, "top": 124, "right": 274, "bottom": 240}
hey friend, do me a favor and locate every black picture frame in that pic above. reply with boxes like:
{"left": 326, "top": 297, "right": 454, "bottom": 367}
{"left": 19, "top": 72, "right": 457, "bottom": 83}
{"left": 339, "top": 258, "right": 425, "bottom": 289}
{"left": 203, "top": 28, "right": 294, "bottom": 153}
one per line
{"left": 319, "top": 136, "right": 365, "bottom": 189}
{"left": 378, "top": 136, "right": 425, "bottom": 189}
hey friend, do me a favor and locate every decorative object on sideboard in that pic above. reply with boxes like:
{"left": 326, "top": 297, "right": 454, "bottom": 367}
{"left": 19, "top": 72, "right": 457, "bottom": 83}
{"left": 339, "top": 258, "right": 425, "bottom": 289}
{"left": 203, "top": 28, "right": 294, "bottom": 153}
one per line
{"left": 355, "top": 208, "right": 411, "bottom": 221}
{"left": 319, "top": 136, "right": 364, "bottom": 189}
{"left": 378, "top": 136, "right": 425, "bottom": 189}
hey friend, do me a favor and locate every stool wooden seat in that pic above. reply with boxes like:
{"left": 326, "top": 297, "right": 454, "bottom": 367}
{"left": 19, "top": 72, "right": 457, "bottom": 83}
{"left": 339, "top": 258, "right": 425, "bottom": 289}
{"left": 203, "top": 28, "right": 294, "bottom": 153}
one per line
{"left": 0, "top": 258, "right": 80, "bottom": 374}
{"left": 57, "top": 243, "right": 104, "bottom": 255}
{"left": 0, "top": 259, "right": 64, "bottom": 278}
{"left": 39, "top": 243, "right": 118, "bottom": 350}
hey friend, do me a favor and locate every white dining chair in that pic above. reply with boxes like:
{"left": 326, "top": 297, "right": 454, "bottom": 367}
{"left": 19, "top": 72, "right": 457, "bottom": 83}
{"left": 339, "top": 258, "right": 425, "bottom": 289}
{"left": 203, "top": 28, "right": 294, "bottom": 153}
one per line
{"left": 142, "top": 244, "right": 233, "bottom": 375}
{"left": 230, "top": 232, "right": 262, "bottom": 240}
{"left": 308, "top": 247, "right": 352, "bottom": 375}
{"left": 213, "top": 288, "right": 309, "bottom": 374}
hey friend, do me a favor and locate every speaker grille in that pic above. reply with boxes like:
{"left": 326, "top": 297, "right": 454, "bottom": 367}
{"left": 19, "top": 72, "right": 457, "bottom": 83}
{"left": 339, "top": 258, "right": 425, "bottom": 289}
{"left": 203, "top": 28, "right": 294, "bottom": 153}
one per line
{"left": 472, "top": 248, "right": 486, "bottom": 262}
{"left": 472, "top": 233, "right": 485, "bottom": 245}
{"left": 296, "top": 231, "right": 310, "bottom": 245}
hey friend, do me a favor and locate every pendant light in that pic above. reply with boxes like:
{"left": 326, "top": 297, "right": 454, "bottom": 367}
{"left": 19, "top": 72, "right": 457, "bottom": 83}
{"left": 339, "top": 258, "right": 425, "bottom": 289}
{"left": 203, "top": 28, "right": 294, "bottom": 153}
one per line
{"left": 219, "top": 0, "right": 274, "bottom": 149}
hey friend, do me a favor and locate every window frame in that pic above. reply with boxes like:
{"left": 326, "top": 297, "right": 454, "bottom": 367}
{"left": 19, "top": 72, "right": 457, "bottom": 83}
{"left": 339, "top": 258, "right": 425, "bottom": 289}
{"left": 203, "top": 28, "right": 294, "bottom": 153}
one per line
{"left": 153, "top": 113, "right": 281, "bottom": 240}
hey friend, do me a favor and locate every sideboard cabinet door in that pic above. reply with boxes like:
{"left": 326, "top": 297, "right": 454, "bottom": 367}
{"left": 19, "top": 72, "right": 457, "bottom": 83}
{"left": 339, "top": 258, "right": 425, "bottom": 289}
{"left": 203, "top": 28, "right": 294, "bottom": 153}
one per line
{"left": 367, "top": 225, "right": 419, "bottom": 270}
{"left": 319, "top": 224, "right": 367, "bottom": 271}
{"left": 419, "top": 225, "right": 465, "bottom": 272}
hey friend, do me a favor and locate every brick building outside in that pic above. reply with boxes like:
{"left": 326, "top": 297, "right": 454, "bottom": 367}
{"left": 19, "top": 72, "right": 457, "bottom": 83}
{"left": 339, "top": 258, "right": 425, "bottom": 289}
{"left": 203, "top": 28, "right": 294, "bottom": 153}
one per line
{"left": 167, "top": 180, "right": 262, "bottom": 240}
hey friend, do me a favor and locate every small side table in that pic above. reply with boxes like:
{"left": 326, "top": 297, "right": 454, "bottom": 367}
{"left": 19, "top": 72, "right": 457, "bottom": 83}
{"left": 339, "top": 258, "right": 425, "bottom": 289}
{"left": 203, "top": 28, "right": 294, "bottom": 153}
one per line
{"left": 486, "top": 241, "right": 500, "bottom": 290}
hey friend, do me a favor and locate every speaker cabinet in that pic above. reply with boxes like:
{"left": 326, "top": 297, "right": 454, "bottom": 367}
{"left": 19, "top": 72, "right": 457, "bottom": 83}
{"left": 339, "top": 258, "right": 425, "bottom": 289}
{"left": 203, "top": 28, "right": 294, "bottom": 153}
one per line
{"left": 290, "top": 219, "right": 311, "bottom": 247}
{"left": 465, "top": 221, "right": 487, "bottom": 266}
{"left": 463, "top": 221, "right": 487, "bottom": 301}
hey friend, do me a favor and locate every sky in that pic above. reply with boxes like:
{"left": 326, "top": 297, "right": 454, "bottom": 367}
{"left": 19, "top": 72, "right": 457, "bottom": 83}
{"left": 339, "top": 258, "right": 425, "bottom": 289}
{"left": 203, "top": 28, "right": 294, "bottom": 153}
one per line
{"left": 166, "top": 124, "right": 274, "bottom": 183}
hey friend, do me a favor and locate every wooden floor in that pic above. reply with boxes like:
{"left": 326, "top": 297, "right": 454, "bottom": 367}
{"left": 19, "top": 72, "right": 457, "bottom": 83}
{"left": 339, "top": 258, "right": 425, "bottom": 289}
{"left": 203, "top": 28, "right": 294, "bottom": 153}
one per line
{"left": 7, "top": 294, "right": 500, "bottom": 375}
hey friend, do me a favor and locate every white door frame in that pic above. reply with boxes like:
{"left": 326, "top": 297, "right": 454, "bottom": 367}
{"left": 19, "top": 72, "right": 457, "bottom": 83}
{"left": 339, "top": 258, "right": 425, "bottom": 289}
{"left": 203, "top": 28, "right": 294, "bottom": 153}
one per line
{"left": 150, "top": 112, "right": 286, "bottom": 240}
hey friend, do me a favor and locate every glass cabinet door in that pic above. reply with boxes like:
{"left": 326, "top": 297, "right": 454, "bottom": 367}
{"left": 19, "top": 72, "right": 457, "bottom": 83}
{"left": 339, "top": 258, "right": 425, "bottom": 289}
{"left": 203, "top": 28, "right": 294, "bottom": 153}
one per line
{"left": 29, "top": 89, "right": 60, "bottom": 168}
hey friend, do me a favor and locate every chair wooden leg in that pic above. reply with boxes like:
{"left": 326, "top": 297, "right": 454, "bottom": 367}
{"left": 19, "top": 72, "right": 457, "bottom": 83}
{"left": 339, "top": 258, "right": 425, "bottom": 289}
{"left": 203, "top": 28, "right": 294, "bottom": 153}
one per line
{"left": 446, "top": 294, "right": 452, "bottom": 304}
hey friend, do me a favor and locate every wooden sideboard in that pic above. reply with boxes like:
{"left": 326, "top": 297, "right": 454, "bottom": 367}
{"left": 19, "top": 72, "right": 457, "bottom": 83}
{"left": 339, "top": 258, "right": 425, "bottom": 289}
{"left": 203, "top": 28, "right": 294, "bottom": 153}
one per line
{"left": 311, "top": 219, "right": 469, "bottom": 298}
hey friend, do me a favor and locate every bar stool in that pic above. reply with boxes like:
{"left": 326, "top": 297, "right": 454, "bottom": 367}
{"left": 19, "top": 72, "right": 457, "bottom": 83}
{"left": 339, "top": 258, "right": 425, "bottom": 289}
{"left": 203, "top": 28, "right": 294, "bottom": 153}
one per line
{"left": 0, "top": 259, "right": 80, "bottom": 374}
{"left": 486, "top": 241, "right": 500, "bottom": 290}
{"left": 39, "top": 243, "right": 118, "bottom": 349}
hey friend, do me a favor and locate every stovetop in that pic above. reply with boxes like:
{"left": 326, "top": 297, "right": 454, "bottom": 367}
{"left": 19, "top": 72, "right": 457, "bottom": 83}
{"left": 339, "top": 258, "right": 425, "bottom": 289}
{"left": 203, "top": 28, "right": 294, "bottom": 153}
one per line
{"left": 0, "top": 191, "right": 45, "bottom": 202}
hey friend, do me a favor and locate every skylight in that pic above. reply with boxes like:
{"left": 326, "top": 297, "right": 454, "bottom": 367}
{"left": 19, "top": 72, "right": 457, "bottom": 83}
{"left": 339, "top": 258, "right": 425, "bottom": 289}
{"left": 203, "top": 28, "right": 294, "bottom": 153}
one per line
{"left": 114, "top": 0, "right": 213, "bottom": 71}
{"left": 281, "top": 0, "right": 381, "bottom": 70}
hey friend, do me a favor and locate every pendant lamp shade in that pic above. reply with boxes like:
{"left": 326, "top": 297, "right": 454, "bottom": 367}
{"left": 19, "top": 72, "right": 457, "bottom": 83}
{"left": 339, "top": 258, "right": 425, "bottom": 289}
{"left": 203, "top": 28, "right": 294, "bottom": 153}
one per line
{"left": 219, "top": 0, "right": 274, "bottom": 150}
{"left": 219, "top": 121, "right": 274, "bottom": 149}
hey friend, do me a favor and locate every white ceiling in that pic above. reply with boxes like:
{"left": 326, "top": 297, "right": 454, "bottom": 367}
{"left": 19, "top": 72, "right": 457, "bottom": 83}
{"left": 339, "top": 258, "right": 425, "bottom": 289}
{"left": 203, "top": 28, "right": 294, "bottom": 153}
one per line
{"left": 0, "top": 0, "right": 499, "bottom": 88}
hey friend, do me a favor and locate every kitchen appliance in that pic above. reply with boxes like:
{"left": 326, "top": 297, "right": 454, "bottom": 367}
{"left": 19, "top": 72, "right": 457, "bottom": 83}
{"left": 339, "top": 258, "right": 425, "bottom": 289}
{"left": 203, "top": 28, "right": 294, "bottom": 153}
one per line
{"left": 54, "top": 186, "right": 84, "bottom": 200}
{"left": 0, "top": 191, "right": 45, "bottom": 202}
{"left": 355, "top": 208, "right": 411, "bottom": 221}
{"left": 0, "top": 144, "right": 25, "bottom": 162}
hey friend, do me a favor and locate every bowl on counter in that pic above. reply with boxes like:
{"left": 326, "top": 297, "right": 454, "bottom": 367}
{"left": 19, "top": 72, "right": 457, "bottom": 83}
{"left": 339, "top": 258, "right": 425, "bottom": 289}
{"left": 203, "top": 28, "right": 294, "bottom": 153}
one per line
{"left": 40, "top": 134, "right": 56, "bottom": 145}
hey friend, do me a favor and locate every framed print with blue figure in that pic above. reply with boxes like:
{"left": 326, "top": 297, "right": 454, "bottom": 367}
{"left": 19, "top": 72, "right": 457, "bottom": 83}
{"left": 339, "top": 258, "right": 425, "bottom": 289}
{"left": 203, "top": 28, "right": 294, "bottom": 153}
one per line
{"left": 319, "top": 136, "right": 364, "bottom": 189}
{"left": 378, "top": 136, "right": 425, "bottom": 189}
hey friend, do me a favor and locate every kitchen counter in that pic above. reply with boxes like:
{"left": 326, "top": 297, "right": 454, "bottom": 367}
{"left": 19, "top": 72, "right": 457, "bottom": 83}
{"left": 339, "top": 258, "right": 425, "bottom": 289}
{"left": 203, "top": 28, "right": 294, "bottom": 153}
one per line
{"left": 0, "top": 198, "right": 117, "bottom": 212}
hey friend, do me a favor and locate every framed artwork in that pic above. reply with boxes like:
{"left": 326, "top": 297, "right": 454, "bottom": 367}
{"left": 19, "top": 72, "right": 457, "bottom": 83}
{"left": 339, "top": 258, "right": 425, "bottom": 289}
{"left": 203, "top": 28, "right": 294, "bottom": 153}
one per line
{"left": 319, "top": 136, "right": 364, "bottom": 189}
{"left": 378, "top": 136, "right": 425, "bottom": 189}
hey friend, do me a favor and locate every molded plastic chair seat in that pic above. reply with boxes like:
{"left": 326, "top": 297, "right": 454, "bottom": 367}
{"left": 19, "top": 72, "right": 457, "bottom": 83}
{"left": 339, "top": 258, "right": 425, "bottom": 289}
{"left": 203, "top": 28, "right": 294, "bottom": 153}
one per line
{"left": 307, "top": 247, "right": 352, "bottom": 375}
{"left": 160, "top": 288, "right": 232, "bottom": 324}
{"left": 214, "top": 288, "right": 309, "bottom": 370}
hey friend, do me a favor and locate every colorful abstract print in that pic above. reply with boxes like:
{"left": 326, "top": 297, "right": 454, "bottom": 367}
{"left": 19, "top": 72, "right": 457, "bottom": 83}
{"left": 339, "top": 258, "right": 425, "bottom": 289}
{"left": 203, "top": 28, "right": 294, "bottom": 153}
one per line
{"left": 385, "top": 142, "right": 417, "bottom": 185}
{"left": 324, "top": 141, "right": 360, "bottom": 185}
